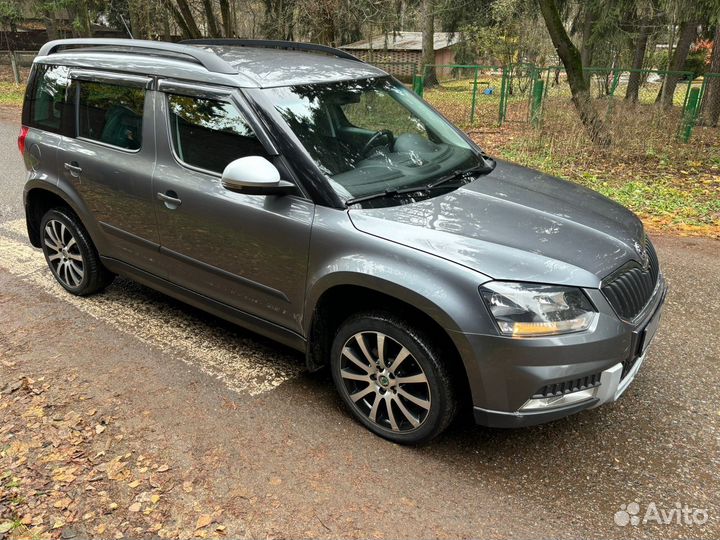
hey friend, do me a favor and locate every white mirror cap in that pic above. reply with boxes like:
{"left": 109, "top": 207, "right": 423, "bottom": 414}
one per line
{"left": 222, "top": 156, "right": 280, "bottom": 186}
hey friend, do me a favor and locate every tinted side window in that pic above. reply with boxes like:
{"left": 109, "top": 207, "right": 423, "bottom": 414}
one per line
{"left": 167, "top": 94, "right": 267, "bottom": 173}
{"left": 25, "top": 64, "right": 70, "bottom": 133}
{"left": 78, "top": 82, "right": 145, "bottom": 150}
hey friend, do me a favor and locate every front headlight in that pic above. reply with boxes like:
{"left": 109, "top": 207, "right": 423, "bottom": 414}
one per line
{"left": 479, "top": 282, "right": 596, "bottom": 337}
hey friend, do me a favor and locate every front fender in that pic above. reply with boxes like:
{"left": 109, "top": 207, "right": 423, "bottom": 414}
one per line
{"left": 305, "top": 207, "right": 497, "bottom": 335}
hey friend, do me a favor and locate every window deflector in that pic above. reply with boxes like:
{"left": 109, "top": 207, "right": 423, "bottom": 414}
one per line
{"left": 68, "top": 69, "right": 152, "bottom": 89}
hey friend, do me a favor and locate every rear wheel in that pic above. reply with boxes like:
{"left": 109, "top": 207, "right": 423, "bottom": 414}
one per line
{"left": 40, "top": 208, "right": 114, "bottom": 295}
{"left": 331, "top": 311, "right": 457, "bottom": 444}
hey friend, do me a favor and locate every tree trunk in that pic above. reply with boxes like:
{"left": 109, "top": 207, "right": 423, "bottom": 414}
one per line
{"left": 163, "top": 5, "right": 171, "bottom": 40}
{"left": 699, "top": 25, "right": 720, "bottom": 127}
{"left": 129, "top": 0, "right": 143, "bottom": 39}
{"left": 219, "top": 0, "right": 232, "bottom": 37}
{"left": 168, "top": 1, "right": 192, "bottom": 38}
{"left": 420, "top": 0, "right": 436, "bottom": 86}
{"left": 44, "top": 10, "right": 58, "bottom": 41}
{"left": 537, "top": 0, "right": 610, "bottom": 145}
{"left": 579, "top": 4, "right": 595, "bottom": 72}
{"left": 625, "top": 22, "right": 649, "bottom": 102}
{"left": 658, "top": 21, "right": 697, "bottom": 109}
{"left": 202, "top": 0, "right": 221, "bottom": 37}
{"left": 173, "top": 0, "right": 202, "bottom": 38}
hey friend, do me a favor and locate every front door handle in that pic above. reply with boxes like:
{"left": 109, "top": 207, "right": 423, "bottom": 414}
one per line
{"left": 64, "top": 161, "right": 82, "bottom": 177}
{"left": 157, "top": 191, "right": 182, "bottom": 209}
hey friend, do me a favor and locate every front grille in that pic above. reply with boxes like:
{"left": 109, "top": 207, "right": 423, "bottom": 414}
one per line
{"left": 533, "top": 373, "right": 602, "bottom": 399}
{"left": 601, "top": 237, "right": 659, "bottom": 321}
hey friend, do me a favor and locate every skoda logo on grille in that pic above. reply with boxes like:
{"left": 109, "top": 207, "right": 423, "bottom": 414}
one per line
{"left": 634, "top": 240, "right": 650, "bottom": 271}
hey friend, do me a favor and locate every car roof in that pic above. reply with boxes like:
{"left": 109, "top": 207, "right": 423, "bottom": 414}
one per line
{"left": 201, "top": 45, "right": 385, "bottom": 87}
{"left": 35, "top": 39, "right": 387, "bottom": 89}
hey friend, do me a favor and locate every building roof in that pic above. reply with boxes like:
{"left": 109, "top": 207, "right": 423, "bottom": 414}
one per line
{"left": 341, "top": 32, "right": 459, "bottom": 52}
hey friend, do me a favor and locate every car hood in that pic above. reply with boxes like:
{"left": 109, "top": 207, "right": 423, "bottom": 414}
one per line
{"left": 348, "top": 160, "right": 645, "bottom": 288}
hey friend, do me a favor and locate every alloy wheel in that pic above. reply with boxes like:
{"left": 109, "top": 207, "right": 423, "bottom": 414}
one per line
{"left": 339, "top": 331, "right": 431, "bottom": 432}
{"left": 44, "top": 219, "right": 85, "bottom": 288}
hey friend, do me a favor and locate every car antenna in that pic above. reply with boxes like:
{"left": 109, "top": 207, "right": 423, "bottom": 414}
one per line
{"left": 119, "top": 14, "right": 134, "bottom": 39}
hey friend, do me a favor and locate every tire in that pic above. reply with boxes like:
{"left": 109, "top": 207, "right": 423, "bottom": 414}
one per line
{"left": 331, "top": 311, "right": 457, "bottom": 444}
{"left": 40, "top": 208, "right": 114, "bottom": 296}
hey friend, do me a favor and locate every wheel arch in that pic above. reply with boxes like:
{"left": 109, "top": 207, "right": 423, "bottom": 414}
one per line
{"left": 24, "top": 183, "right": 96, "bottom": 249}
{"left": 305, "top": 279, "right": 473, "bottom": 407}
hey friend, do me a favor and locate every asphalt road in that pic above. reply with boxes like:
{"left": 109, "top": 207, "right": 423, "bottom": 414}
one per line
{"left": 1, "top": 115, "right": 719, "bottom": 538}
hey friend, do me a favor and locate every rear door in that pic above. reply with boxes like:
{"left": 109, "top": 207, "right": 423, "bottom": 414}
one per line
{"left": 152, "top": 81, "right": 314, "bottom": 334}
{"left": 56, "top": 71, "right": 162, "bottom": 274}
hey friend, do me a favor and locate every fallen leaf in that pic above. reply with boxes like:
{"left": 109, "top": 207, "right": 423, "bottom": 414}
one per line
{"left": 128, "top": 480, "right": 140, "bottom": 489}
{"left": 195, "top": 515, "right": 213, "bottom": 529}
{"left": 157, "top": 464, "right": 170, "bottom": 472}
{"left": 53, "top": 497, "right": 72, "bottom": 509}
{"left": 150, "top": 494, "right": 161, "bottom": 504}
{"left": 95, "top": 424, "right": 106, "bottom": 434}
{"left": 52, "top": 518, "right": 65, "bottom": 530}
{"left": 128, "top": 503, "right": 141, "bottom": 513}
{"left": 0, "top": 523, "right": 14, "bottom": 534}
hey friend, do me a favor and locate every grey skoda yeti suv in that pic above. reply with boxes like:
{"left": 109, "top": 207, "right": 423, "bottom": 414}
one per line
{"left": 20, "top": 38, "right": 666, "bottom": 444}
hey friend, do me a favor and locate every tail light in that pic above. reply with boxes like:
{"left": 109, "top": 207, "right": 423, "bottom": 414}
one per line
{"left": 17, "top": 126, "right": 29, "bottom": 155}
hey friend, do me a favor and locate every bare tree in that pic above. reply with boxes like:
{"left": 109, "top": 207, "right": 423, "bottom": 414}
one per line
{"left": 171, "top": 0, "right": 202, "bottom": 38}
{"left": 537, "top": 0, "right": 610, "bottom": 145}
{"left": 420, "top": 0, "right": 436, "bottom": 85}
{"left": 220, "top": 0, "right": 232, "bottom": 36}
{"left": 202, "top": 0, "right": 221, "bottom": 37}
{"left": 625, "top": 20, "right": 650, "bottom": 102}
{"left": 657, "top": 20, "right": 697, "bottom": 109}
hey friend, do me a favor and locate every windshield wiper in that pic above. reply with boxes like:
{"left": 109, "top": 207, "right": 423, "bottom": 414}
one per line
{"left": 345, "top": 159, "right": 496, "bottom": 207}
{"left": 345, "top": 185, "right": 427, "bottom": 206}
{"left": 425, "top": 162, "right": 492, "bottom": 191}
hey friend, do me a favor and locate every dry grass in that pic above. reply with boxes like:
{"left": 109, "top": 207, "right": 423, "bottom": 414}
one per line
{"left": 473, "top": 99, "right": 720, "bottom": 237}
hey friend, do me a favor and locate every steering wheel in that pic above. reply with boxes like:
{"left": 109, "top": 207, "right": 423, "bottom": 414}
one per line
{"left": 360, "top": 129, "right": 394, "bottom": 158}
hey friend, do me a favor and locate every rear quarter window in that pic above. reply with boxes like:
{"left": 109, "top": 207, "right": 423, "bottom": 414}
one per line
{"left": 23, "top": 64, "right": 71, "bottom": 134}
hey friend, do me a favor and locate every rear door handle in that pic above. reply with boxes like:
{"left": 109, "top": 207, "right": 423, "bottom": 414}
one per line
{"left": 157, "top": 191, "right": 182, "bottom": 208}
{"left": 64, "top": 161, "right": 82, "bottom": 177}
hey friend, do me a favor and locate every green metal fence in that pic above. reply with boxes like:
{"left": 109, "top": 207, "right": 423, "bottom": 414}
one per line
{"left": 390, "top": 60, "right": 719, "bottom": 143}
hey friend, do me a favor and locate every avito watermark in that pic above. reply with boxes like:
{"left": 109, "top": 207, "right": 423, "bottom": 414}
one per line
{"left": 615, "top": 502, "right": 709, "bottom": 527}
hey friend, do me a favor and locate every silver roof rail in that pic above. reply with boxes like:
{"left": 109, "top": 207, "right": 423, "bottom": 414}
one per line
{"left": 37, "top": 38, "right": 238, "bottom": 75}
{"left": 181, "top": 39, "right": 363, "bottom": 63}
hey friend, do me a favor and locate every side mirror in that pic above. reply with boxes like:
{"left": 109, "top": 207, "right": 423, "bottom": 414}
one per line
{"left": 221, "top": 156, "right": 295, "bottom": 195}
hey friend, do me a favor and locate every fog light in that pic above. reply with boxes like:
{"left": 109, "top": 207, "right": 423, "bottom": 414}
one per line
{"left": 520, "top": 387, "right": 597, "bottom": 411}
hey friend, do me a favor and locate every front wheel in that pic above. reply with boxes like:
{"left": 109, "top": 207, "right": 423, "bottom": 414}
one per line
{"left": 331, "top": 312, "right": 457, "bottom": 444}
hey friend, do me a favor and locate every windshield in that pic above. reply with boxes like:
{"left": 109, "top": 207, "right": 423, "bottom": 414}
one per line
{"left": 262, "top": 77, "right": 488, "bottom": 204}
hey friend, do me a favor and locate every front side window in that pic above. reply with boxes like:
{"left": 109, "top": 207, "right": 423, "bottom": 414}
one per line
{"left": 78, "top": 81, "right": 145, "bottom": 150}
{"left": 167, "top": 94, "right": 267, "bottom": 174}
{"left": 262, "top": 76, "right": 488, "bottom": 204}
{"left": 26, "top": 64, "right": 70, "bottom": 133}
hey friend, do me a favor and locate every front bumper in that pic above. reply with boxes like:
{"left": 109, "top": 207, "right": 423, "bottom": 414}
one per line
{"left": 457, "top": 274, "right": 667, "bottom": 428}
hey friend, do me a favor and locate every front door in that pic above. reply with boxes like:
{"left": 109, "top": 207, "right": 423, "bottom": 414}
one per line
{"left": 56, "top": 71, "right": 161, "bottom": 274}
{"left": 152, "top": 83, "right": 314, "bottom": 334}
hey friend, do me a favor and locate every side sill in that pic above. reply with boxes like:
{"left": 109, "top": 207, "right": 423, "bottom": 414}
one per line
{"left": 100, "top": 256, "right": 307, "bottom": 353}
